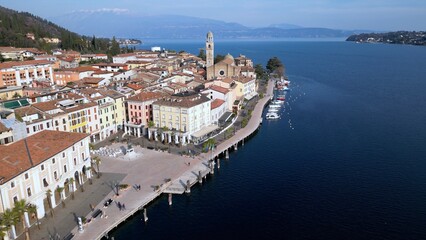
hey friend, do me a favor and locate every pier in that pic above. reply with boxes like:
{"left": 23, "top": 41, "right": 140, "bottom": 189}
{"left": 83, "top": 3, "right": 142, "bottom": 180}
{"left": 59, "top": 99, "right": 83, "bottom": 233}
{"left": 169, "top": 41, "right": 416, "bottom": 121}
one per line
{"left": 71, "top": 80, "right": 274, "bottom": 239}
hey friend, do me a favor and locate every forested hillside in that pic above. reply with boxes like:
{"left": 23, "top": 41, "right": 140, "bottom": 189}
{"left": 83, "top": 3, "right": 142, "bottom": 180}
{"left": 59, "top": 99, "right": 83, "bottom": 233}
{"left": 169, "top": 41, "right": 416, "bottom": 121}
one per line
{"left": 0, "top": 6, "right": 119, "bottom": 54}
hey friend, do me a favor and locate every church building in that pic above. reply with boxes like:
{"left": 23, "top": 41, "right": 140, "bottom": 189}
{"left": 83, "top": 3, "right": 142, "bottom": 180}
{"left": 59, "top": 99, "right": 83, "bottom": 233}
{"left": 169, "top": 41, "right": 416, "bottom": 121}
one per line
{"left": 206, "top": 32, "right": 241, "bottom": 80}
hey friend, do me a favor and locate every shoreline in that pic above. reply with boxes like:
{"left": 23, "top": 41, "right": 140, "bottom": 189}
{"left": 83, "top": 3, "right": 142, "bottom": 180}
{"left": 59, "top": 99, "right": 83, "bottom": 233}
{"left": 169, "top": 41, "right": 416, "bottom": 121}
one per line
{"left": 71, "top": 79, "right": 275, "bottom": 240}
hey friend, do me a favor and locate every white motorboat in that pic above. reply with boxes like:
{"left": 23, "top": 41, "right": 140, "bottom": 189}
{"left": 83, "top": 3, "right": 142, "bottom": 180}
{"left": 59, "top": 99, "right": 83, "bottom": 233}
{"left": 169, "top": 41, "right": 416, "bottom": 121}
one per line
{"left": 266, "top": 112, "right": 280, "bottom": 119}
{"left": 272, "top": 100, "right": 284, "bottom": 104}
{"left": 269, "top": 104, "right": 281, "bottom": 108}
{"left": 268, "top": 108, "right": 279, "bottom": 112}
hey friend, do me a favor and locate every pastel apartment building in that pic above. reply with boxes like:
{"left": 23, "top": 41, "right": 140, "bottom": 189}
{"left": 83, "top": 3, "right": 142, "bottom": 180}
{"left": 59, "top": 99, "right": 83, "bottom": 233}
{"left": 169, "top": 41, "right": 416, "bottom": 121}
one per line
{"left": 152, "top": 93, "right": 212, "bottom": 145}
{"left": 124, "top": 91, "right": 163, "bottom": 137}
{"left": 0, "top": 60, "right": 54, "bottom": 87}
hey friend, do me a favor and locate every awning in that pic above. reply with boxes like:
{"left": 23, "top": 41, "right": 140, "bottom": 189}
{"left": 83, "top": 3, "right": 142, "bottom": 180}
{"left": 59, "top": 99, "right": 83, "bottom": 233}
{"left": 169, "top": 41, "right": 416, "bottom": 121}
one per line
{"left": 2, "top": 99, "right": 30, "bottom": 109}
{"left": 192, "top": 125, "right": 219, "bottom": 138}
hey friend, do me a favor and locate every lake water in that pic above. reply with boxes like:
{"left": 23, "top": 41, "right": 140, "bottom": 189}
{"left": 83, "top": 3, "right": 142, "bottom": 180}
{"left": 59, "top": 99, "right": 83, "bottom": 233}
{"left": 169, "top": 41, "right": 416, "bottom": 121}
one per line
{"left": 109, "top": 40, "right": 426, "bottom": 240}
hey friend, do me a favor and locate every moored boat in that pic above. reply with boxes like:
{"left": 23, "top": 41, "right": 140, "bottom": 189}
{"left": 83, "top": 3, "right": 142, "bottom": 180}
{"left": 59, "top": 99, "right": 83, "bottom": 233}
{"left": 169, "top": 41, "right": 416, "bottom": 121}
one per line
{"left": 266, "top": 112, "right": 280, "bottom": 119}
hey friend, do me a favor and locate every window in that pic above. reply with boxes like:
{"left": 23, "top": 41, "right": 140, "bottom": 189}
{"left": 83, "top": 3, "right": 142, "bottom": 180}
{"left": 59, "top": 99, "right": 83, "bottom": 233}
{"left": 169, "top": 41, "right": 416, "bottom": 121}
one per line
{"left": 43, "top": 178, "right": 49, "bottom": 187}
{"left": 81, "top": 141, "right": 83, "bottom": 146}
{"left": 52, "top": 158, "right": 56, "bottom": 164}
{"left": 25, "top": 173, "right": 29, "bottom": 179}
{"left": 54, "top": 171, "right": 58, "bottom": 180}
{"left": 74, "top": 158, "right": 77, "bottom": 165}
{"left": 62, "top": 152, "right": 65, "bottom": 158}
{"left": 47, "top": 122, "right": 50, "bottom": 128}
{"left": 10, "top": 181, "right": 15, "bottom": 188}
{"left": 82, "top": 153, "right": 85, "bottom": 160}
{"left": 13, "top": 196, "right": 18, "bottom": 203}
{"left": 72, "top": 146, "right": 75, "bottom": 151}
{"left": 64, "top": 165, "right": 67, "bottom": 173}
{"left": 27, "top": 187, "right": 32, "bottom": 197}
{"left": 41, "top": 164, "right": 44, "bottom": 171}
{"left": 33, "top": 126, "right": 36, "bottom": 132}
{"left": 63, "top": 119, "right": 66, "bottom": 124}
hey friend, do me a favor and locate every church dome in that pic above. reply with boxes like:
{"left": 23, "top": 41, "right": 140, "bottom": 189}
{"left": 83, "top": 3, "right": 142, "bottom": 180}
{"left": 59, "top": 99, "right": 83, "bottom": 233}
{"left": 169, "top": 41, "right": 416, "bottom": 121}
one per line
{"left": 224, "top": 53, "right": 234, "bottom": 61}
{"left": 206, "top": 31, "right": 213, "bottom": 38}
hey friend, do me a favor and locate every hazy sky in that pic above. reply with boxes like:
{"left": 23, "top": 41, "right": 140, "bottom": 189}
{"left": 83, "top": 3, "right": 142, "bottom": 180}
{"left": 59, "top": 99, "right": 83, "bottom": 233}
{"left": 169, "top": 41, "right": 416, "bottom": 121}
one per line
{"left": 1, "top": 0, "right": 425, "bottom": 30}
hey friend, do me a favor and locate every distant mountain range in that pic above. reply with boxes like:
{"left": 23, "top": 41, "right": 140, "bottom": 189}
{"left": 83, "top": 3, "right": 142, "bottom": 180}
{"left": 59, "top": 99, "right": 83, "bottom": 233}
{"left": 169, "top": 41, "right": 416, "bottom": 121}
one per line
{"left": 49, "top": 11, "right": 371, "bottom": 39}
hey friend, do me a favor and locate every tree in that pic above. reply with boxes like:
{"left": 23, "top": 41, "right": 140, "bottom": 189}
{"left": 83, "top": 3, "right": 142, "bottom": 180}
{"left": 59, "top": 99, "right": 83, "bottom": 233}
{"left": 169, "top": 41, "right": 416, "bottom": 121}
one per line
{"left": 69, "top": 178, "right": 76, "bottom": 199}
{"left": 109, "top": 36, "right": 120, "bottom": 56}
{"left": 202, "top": 138, "right": 216, "bottom": 152}
{"left": 45, "top": 190, "right": 54, "bottom": 217}
{"left": 1, "top": 208, "right": 19, "bottom": 239}
{"left": 13, "top": 199, "right": 30, "bottom": 240}
{"left": 92, "top": 156, "right": 101, "bottom": 179}
{"left": 254, "top": 64, "right": 266, "bottom": 80}
{"left": 198, "top": 49, "right": 206, "bottom": 61}
{"left": 56, "top": 186, "right": 65, "bottom": 207}
{"left": 26, "top": 204, "right": 40, "bottom": 230}
{"left": 214, "top": 54, "right": 225, "bottom": 63}
{"left": 266, "top": 57, "right": 283, "bottom": 74}
{"left": 12, "top": 92, "right": 22, "bottom": 99}
{"left": 148, "top": 121, "right": 155, "bottom": 128}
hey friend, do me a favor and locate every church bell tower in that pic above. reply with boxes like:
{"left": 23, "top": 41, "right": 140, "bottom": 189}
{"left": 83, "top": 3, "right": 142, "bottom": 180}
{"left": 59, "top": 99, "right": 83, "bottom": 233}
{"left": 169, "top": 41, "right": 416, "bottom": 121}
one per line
{"left": 206, "top": 31, "right": 214, "bottom": 68}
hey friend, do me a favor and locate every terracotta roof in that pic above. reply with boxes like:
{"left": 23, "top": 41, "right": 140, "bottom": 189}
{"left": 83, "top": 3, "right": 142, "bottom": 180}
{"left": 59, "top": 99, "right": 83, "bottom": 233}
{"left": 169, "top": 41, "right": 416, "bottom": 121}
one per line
{"left": 211, "top": 99, "right": 225, "bottom": 110}
{"left": 32, "top": 100, "right": 59, "bottom": 112}
{"left": 0, "top": 60, "right": 52, "bottom": 69}
{"left": 221, "top": 77, "right": 234, "bottom": 84}
{"left": 0, "top": 130, "right": 89, "bottom": 182}
{"left": 14, "top": 106, "right": 52, "bottom": 123}
{"left": 82, "top": 77, "right": 104, "bottom": 84}
{"left": 153, "top": 94, "right": 210, "bottom": 108}
{"left": 98, "top": 89, "right": 125, "bottom": 99}
{"left": 235, "top": 76, "right": 255, "bottom": 84}
{"left": 56, "top": 66, "right": 96, "bottom": 73}
{"left": 0, "top": 122, "right": 10, "bottom": 133}
{"left": 241, "top": 66, "right": 254, "bottom": 72}
{"left": 126, "top": 84, "right": 144, "bottom": 91}
{"left": 210, "top": 85, "right": 230, "bottom": 94}
{"left": 127, "top": 91, "right": 164, "bottom": 102}
{"left": 93, "top": 63, "right": 127, "bottom": 67}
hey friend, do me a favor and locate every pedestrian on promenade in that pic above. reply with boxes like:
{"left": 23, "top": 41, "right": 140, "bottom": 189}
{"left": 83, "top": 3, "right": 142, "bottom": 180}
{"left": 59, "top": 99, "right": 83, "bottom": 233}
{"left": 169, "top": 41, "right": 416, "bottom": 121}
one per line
{"left": 123, "top": 203, "right": 126, "bottom": 210}
{"left": 117, "top": 202, "right": 122, "bottom": 211}
{"left": 138, "top": 184, "right": 141, "bottom": 190}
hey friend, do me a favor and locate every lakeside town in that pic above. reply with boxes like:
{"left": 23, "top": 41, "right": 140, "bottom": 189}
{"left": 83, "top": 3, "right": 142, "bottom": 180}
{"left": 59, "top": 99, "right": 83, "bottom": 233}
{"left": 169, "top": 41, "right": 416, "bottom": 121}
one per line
{"left": 0, "top": 31, "right": 285, "bottom": 240}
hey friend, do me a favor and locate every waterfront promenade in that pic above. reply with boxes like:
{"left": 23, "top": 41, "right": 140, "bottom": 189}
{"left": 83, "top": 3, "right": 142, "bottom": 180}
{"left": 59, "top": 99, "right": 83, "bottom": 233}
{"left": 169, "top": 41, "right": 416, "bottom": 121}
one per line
{"left": 70, "top": 79, "right": 274, "bottom": 240}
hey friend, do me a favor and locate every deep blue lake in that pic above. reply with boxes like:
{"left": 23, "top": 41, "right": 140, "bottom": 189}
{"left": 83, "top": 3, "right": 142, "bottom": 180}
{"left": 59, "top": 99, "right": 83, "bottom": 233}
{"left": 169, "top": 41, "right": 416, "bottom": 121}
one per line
{"left": 110, "top": 39, "right": 426, "bottom": 240}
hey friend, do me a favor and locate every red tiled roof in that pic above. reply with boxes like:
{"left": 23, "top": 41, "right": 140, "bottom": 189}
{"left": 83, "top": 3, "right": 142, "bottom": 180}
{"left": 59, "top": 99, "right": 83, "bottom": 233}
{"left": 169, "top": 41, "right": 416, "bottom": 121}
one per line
{"left": 211, "top": 99, "right": 225, "bottom": 110}
{"left": 126, "top": 84, "right": 144, "bottom": 91}
{"left": 210, "top": 85, "right": 230, "bottom": 94}
{"left": 0, "top": 130, "right": 88, "bottom": 182}
{"left": 127, "top": 91, "right": 164, "bottom": 102}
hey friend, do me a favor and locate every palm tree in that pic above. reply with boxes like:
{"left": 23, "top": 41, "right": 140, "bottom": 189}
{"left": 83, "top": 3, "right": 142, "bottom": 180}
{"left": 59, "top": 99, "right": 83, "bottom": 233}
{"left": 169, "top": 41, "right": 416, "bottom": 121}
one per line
{"left": 1, "top": 208, "right": 18, "bottom": 239}
{"left": 92, "top": 156, "right": 101, "bottom": 178}
{"left": 13, "top": 199, "right": 30, "bottom": 240}
{"left": 56, "top": 187, "right": 65, "bottom": 207}
{"left": 69, "top": 178, "right": 76, "bottom": 200}
{"left": 26, "top": 204, "right": 40, "bottom": 230}
{"left": 46, "top": 190, "right": 54, "bottom": 217}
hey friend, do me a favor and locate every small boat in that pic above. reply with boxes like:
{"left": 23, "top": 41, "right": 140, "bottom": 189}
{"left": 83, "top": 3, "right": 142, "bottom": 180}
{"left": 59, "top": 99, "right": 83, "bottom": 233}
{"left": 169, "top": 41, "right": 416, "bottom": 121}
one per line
{"left": 269, "top": 104, "right": 281, "bottom": 108}
{"left": 268, "top": 108, "right": 279, "bottom": 112}
{"left": 272, "top": 100, "right": 284, "bottom": 104}
{"left": 283, "top": 86, "right": 290, "bottom": 91}
{"left": 276, "top": 95, "right": 285, "bottom": 101}
{"left": 266, "top": 112, "right": 280, "bottom": 119}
